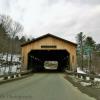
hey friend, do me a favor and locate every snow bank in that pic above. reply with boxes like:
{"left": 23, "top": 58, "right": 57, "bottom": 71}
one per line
{"left": 77, "top": 67, "right": 86, "bottom": 74}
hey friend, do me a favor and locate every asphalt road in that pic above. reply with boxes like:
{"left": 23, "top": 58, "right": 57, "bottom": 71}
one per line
{"left": 0, "top": 73, "right": 95, "bottom": 100}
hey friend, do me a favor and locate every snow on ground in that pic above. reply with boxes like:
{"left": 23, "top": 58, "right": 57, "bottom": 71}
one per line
{"left": 1, "top": 54, "right": 21, "bottom": 62}
{"left": 94, "top": 78, "right": 100, "bottom": 82}
{"left": 0, "top": 54, "right": 21, "bottom": 75}
{"left": 0, "top": 65, "right": 21, "bottom": 75}
{"left": 44, "top": 66, "right": 57, "bottom": 70}
{"left": 77, "top": 67, "right": 86, "bottom": 74}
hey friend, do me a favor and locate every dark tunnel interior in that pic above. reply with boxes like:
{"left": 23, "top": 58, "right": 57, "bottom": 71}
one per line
{"left": 28, "top": 50, "right": 70, "bottom": 72}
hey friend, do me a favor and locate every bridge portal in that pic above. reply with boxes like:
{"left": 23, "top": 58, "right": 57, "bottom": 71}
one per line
{"left": 21, "top": 34, "right": 77, "bottom": 72}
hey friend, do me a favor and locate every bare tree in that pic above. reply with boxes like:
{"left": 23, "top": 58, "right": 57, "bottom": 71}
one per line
{"left": 1, "top": 15, "right": 23, "bottom": 62}
{"left": 76, "top": 32, "right": 86, "bottom": 70}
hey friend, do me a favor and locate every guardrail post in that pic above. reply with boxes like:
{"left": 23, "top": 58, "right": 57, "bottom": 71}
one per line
{"left": 86, "top": 76, "right": 90, "bottom": 80}
{"left": 8, "top": 76, "right": 10, "bottom": 79}
{"left": 14, "top": 75, "right": 16, "bottom": 78}
{"left": 81, "top": 75, "right": 83, "bottom": 80}
{"left": 18, "top": 74, "right": 21, "bottom": 77}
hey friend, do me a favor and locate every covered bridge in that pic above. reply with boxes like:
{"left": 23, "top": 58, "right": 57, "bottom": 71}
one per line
{"left": 21, "top": 33, "right": 77, "bottom": 71}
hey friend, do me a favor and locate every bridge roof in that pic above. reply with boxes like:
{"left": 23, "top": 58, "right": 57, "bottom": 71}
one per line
{"left": 21, "top": 33, "right": 77, "bottom": 47}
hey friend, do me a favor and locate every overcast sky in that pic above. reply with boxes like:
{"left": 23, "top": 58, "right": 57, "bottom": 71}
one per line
{"left": 0, "top": 0, "right": 100, "bottom": 43}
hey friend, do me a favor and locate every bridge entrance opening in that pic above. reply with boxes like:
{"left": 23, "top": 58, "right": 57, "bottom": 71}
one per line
{"left": 44, "top": 61, "right": 58, "bottom": 70}
{"left": 28, "top": 50, "right": 70, "bottom": 72}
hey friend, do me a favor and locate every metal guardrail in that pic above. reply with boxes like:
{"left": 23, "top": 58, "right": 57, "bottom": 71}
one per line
{"left": 65, "top": 70, "right": 100, "bottom": 81}
{"left": 0, "top": 70, "right": 32, "bottom": 80}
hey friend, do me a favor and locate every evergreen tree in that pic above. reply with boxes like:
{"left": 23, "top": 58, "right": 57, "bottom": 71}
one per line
{"left": 20, "top": 36, "right": 26, "bottom": 44}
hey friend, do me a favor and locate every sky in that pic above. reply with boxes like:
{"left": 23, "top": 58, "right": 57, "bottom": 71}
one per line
{"left": 0, "top": 0, "right": 100, "bottom": 43}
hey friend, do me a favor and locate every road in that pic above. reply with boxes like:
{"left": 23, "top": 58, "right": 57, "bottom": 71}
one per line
{"left": 0, "top": 73, "right": 95, "bottom": 100}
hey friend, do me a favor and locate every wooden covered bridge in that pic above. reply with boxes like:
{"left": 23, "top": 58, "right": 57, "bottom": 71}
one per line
{"left": 21, "top": 33, "right": 77, "bottom": 71}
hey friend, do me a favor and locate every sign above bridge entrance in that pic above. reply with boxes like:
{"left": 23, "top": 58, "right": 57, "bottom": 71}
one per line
{"left": 41, "top": 45, "right": 57, "bottom": 48}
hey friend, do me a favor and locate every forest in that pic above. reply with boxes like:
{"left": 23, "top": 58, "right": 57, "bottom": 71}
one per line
{"left": 77, "top": 32, "right": 100, "bottom": 74}
{"left": 0, "top": 15, "right": 30, "bottom": 55}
